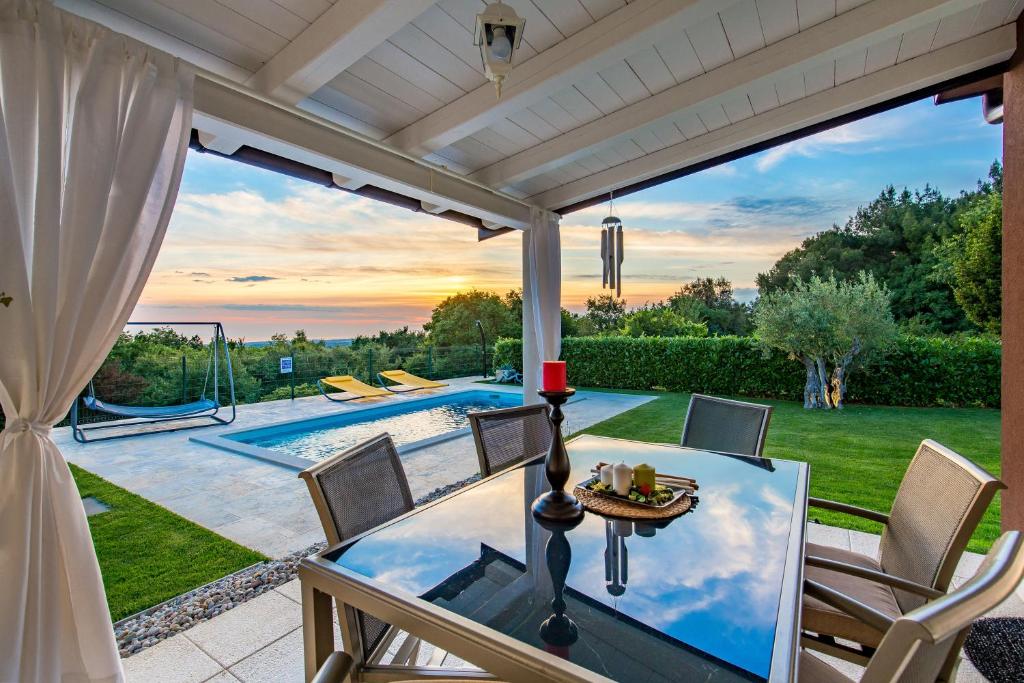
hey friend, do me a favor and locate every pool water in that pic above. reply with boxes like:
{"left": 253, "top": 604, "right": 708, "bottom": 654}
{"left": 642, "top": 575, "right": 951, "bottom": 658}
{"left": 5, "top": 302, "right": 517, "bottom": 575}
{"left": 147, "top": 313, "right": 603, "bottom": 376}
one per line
{"left": 228, "top": 390, "right": 521, "bottom": 462}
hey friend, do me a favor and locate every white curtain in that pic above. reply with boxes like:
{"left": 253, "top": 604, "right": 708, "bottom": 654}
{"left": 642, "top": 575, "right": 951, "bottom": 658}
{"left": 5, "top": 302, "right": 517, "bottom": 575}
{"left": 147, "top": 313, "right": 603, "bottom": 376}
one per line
{"left": 0, "top": 2, "right": 193, "bottom": 680}
{"left": 522, "top": 207, "right": 562, "bottom": 403}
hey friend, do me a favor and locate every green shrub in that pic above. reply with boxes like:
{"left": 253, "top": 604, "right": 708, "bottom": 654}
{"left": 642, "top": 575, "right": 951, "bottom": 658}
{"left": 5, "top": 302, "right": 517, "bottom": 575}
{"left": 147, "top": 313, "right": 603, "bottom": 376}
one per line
{"left": 493, "top": 335, "right": 1000, "bottom": 408}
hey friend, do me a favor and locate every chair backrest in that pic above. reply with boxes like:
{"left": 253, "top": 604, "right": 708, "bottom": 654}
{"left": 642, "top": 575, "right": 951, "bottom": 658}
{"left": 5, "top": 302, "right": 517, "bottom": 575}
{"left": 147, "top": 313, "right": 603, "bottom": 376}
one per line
{"left": 680, "top": 394, "right": 773, "bottom": 458}
{"left": 861, "top": 531, "right": 1024, "bottom": 683}
{"left": 469, "top": 404, "right": 553, "bottom": 477}
{"left": 298, "top": 432, "right": 414, "bottom": 545}
{"left": 879, "top": 439, "right": 1005, "bottom": 612}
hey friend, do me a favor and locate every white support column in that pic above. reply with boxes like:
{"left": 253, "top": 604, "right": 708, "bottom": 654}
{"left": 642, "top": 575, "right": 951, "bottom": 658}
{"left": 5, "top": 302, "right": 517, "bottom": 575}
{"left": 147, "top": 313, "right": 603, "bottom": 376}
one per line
{"left": 522, "top": 207, "right": 562, "bottom": 404}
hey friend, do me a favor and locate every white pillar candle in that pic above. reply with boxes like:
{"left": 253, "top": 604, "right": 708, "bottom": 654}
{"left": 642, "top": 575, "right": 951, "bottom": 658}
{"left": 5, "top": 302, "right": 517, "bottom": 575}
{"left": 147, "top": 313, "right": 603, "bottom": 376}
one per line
{"left": 599, "top": 463, "right": 614, "bottom": 486}
{"left": 612, "top": 462, "right": 633, "bottom": 496}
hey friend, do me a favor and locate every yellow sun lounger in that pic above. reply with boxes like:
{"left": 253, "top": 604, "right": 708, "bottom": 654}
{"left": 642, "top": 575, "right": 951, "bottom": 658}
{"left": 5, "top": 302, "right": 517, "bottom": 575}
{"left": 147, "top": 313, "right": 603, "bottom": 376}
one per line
{"left": 377, "top": 369, "right": 448, "bottom": 393}
{"left": 317, "top": 375, "right": 391, "bottom": 402}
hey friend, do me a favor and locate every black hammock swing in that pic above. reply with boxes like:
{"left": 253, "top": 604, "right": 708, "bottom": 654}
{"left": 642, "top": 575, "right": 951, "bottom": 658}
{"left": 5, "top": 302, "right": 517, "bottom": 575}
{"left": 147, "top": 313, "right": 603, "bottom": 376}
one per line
{"left": 71, "top": 322, "right": 236, "bottom": 443}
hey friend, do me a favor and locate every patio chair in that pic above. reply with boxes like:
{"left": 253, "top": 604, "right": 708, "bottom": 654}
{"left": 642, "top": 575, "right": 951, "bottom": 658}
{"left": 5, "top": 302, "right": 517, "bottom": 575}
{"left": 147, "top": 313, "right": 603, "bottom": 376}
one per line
{"left": 298, "top": 433, "right": 431, "bottom": 666}
{"left": 802, "top": 439, "right": 1005, "bottom": 667}
{"left": 378, "top": 369, "right": 448, "bottom": 393}
{"left": 680, "top": 394, "right": 773, "bottom": 457}
{"left": 798, "top": 530, "right": 1024, "bottom": 683}
{"left": 469, "top": 404, "right": 553, "bottom": 477}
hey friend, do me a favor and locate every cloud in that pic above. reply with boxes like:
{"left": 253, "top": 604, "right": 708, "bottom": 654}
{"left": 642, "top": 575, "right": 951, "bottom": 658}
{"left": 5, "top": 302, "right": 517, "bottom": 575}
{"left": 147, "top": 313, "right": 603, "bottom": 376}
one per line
{"left": 227, "top": 275, "right": 278, "bottom": 283}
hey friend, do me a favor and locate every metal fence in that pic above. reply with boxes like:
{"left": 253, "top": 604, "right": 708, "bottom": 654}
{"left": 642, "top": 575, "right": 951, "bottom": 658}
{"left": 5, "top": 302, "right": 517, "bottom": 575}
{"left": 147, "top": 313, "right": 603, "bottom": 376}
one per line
{"left": 0, "top": 343, "right": 493, "bottom": 431}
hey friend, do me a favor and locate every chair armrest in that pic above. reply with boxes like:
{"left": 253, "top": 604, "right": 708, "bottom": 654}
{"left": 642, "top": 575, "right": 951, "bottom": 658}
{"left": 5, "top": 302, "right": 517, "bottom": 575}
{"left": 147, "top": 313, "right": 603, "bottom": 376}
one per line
{"left": 804, "top": 579, "right": 896, "bottom": 634}
{"left": 806, "top": 555, "right": 945, "bottom": 600}
{"left": 311, "top": 652, "right": 354, "bottom": 683}
{"left": 808, "top": 497, "right": 889, "bottom": 525}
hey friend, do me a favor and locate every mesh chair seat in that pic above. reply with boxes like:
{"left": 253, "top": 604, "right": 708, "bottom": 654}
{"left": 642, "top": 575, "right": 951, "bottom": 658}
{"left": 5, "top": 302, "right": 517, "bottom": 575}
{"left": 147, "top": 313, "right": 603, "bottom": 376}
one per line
{"left": 469, "top": 404, "right": 553, "bottom": 477}
{"left": 299, "top": 433, "right": 415, "bottom": 658}
{"left": 680, "top": 394, "right": 773, "bottom": 457}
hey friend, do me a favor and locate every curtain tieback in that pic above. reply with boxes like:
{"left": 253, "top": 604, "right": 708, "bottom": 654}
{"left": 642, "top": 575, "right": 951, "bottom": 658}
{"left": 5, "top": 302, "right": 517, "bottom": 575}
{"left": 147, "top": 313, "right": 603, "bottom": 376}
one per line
{"left": 5, "top": 419, "right": 53, "bottom": 437}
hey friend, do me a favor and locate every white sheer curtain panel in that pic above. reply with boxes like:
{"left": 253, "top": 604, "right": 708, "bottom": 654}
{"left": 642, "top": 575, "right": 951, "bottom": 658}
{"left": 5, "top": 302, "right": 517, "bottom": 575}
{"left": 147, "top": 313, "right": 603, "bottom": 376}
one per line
{"left": 522, "top": 207, "right": 562, "bottom": 402}
{"left": 0, "top": 1, "right": 193, "bottom": 681}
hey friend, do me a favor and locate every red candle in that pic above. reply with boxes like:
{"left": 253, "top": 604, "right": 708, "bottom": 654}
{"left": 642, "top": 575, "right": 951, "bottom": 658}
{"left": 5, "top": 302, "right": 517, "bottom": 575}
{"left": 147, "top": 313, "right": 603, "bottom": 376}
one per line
{"left": 542, "top": 361, "right": 567, "bottom": 391}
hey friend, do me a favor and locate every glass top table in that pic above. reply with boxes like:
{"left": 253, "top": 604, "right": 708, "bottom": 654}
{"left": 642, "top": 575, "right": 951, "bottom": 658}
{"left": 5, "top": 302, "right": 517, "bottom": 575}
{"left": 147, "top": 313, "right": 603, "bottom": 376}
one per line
{"left": 300, "top": 435, "right": 808, "bottom": 682}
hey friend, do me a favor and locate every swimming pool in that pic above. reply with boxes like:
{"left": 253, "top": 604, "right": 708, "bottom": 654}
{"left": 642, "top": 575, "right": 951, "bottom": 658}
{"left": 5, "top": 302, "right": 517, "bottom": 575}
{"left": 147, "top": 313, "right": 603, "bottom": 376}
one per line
{"left": 192, "top": 389, "right": 522, "bottom": 469}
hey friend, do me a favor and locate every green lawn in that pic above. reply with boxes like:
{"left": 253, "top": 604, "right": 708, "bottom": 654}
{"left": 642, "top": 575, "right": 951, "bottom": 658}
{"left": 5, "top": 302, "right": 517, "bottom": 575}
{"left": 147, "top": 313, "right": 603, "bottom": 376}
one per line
{"left": 71, "top": 464, "right": 266, "bottom": 621}
{"left": 579, "top": 391, "right": 1001, "bottom": 553}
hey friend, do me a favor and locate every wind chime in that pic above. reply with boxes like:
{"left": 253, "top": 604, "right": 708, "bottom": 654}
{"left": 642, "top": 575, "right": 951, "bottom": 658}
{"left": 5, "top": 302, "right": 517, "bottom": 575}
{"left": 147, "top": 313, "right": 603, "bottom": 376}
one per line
{"left": 601, "top": 192, "right": 624, "bottom": 296}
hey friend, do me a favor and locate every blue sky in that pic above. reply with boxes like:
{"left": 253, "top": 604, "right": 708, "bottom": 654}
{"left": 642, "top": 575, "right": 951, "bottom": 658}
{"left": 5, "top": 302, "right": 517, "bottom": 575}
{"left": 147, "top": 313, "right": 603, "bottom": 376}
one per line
{"left": 134, "top": 96, "right": 1002, "bottom": 340}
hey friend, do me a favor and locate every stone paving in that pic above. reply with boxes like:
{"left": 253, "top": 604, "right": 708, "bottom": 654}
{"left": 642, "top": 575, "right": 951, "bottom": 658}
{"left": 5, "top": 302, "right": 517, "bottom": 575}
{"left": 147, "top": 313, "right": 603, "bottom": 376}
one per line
{"left": 58, "top": 378, "right": 654, "bottom": 557}
{"left": 119, "top": 523, "right": 1019, "bottom": 683}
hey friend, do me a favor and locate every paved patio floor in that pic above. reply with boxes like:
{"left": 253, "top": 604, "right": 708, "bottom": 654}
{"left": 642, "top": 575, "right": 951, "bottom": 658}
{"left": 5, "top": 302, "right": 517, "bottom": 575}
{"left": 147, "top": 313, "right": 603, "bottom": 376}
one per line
{"left": 120, "top": 523, "right": 1018, "bottom": 682}
{"left": 59, "top": 378, "right": 653, "bottom": 557}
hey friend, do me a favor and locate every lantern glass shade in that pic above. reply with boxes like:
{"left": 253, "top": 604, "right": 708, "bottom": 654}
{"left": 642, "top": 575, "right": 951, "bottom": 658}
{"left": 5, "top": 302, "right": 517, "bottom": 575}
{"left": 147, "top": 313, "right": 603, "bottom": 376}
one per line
{"left": 474, "top": 2, "right": 526, "bottom": 95}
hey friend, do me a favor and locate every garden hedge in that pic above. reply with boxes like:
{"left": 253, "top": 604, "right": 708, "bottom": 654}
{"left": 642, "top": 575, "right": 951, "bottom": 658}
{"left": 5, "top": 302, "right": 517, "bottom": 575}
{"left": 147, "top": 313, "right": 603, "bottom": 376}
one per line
{"left": 493, "top": 335, "right": 1001, "bottom": 408}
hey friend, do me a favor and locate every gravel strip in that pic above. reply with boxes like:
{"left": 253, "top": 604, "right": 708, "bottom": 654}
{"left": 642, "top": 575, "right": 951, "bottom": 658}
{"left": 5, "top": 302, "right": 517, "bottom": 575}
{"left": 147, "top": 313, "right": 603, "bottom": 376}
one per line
{"left": 116, "top": 475, "right": 482, "bottom": 658}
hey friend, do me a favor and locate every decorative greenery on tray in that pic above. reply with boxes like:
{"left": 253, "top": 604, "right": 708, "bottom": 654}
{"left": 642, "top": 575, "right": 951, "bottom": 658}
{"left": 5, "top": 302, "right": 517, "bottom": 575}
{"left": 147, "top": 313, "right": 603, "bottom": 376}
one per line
{"left": 585, "top": 480, "right": 676, "bottom": 506}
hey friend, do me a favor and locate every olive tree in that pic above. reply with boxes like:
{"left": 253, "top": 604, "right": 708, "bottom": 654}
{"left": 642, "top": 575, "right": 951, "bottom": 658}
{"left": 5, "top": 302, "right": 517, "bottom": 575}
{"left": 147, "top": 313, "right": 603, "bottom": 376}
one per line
{"left": 753, "top": 273, "right": 896, "bottom": 409}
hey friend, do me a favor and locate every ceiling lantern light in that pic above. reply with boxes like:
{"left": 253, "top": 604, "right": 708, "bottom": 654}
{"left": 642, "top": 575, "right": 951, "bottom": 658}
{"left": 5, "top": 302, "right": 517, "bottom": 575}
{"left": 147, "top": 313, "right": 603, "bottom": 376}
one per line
{"left": 474, "top": 1, "right": 525, "bottom": 99}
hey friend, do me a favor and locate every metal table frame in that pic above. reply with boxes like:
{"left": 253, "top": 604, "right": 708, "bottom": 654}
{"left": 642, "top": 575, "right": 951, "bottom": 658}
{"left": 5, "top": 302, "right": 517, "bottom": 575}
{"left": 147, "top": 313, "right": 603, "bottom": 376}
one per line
{"left": 299, "top": 437, "right": 809, "bottom": 682}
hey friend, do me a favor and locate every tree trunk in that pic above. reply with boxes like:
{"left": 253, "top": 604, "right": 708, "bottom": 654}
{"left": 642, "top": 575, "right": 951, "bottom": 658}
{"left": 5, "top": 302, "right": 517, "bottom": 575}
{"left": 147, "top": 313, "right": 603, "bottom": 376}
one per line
{"left": 815, "top": 356, "right": 833, "bottom": 409}
{"left": 801, "top": 356, "right": 822, "bottom": 409}
{"left": 829, "top": 338, "right": 861, "bottom": 410}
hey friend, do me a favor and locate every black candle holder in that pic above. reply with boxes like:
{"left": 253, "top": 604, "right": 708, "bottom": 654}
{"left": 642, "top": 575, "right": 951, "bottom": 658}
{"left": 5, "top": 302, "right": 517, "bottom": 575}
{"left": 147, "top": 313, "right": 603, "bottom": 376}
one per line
{"left": 537, "top": 516, "right": 581, "bottom": 657}
{"left": 532, "top": 388, "right": 584, "bottom": 523}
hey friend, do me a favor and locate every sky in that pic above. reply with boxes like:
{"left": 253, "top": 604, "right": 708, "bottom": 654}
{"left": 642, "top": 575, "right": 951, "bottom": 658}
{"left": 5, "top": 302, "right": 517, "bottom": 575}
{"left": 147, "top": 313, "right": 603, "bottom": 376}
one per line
{"left": 133, "top": 96, "right": 1002, "bottom": 341}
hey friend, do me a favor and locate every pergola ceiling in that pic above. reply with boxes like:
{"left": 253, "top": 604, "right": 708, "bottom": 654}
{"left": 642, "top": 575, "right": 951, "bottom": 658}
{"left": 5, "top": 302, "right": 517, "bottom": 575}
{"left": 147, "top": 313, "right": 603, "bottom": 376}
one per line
{"left": 58, "top": 0, "right": 1022, "bottom": 216}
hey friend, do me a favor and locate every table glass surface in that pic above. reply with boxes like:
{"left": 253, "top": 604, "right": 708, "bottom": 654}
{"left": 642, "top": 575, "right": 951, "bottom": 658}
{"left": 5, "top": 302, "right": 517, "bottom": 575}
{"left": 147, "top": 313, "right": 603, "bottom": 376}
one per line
{"left": 327, "top": 435, "right": 805, "bottom": 682}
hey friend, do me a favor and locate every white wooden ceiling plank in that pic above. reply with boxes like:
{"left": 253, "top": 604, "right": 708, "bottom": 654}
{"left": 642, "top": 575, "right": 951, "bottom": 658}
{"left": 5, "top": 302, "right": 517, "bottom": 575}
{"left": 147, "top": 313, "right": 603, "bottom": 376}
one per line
{"left": 424, "top": 151, "right": 473, "bottom": 175}
{"left": 649, "top": 118, "right": 687, "bottom": 147}
{"left": 507, "top": 107, "right": 563, "bottom": 141}
{"left": 626, "top": 47, "right": 677, "bottom": 94}
{"left": 611, "top": 138, "right": 646, "bottom": 161}
{"left": 579, "top": 0, "right": 627, "bottom": 22}
{"left": 346, "top": 57, "right": 445, "bottom": 115}
{"left": 574, "top": 153, "right": 612, "bottom": 174}
{"left": 488, "top": 118, "right": 544, "bottom": 149}
{"left": 756, "top": 0, "right": 799, "bottom": 45}
{"left": 574, "top": 73, "right": 627, "bottom": 115}
{"left": 555, "top": 161, "right": 592, "bottom": 183}
{"left": 437, "top": 0, "right": 486, "bottom": 32}
{"left": 687, "top": 14, "right": 734, "bottom": 71}
{"left": 301, "top": 95, "right": 389, "bottom": 139}
{"left": 722, "top": 93, "right": 755, "bottom": 123}
{"left": 391, "top": 24, "right": 487, "bottom": 92}
{"left": 654, "top": 34, "right": 704, "bottom": 83}
{"left": 449, "top": 137, "right": 506, "bottom": 169}
{"left": 551, "top": 86, "right": 605, "bottom": 125}
{"left": 154, "top": 0, "right": 288, "bottom": 55}
{"left": 796, "top": 0, "right": 836, "bottom": 31}
{"left": 369, "top": 41, "right": 465, "bottom": 103}
{"left": 631, "top": 127, "right": 665, "bottom": 154}
{"left": 532, "top": 0, "right": 593, "bottom": 37}
{"left": 95, "top": 0, "right": 269, "bottom": 70}
{"left": 593, "top": 145, "right": 629, "bottom": 167}
{"left": 309, "top": 85, "right": 403, "bottom": 136}
{"left": 673, "top": 111, "right": 709, "bottom": 139}
{"left": 696, "top": 102, "right": 730, "bottom": 131}
{"left": 1010, "top": 0, "right": 1024, "bottom": 21}
{"left": 747, "top": 80, "right": 781, "bottom": 113}
{"left": 803, "top": 59, "right": 835, "bottom": 94}
{"left": 721, "top": 0, "right": 766, "bottom": 58}
{"left": 412, "top": 5, "right": 486, "bottom": 76}
{"left": 472, "top": 127, "right": 528, "bottom": 156}
{"left": 514, "top": 0, "right": 566, "bottom": 52}
{"left": 932, "top": 5, "right": 982, "bottom": 50}
{"left": 271, "top": 0, "right": 331, "bottom": 24}
{"left": 836, "top": 0, "right": 869, "bottom": 13}
{"left": 598, "top": 61, "right": 651, "bottom": 105}
{"left": 774, "top": 70, "right": 805, "bottom": 104}
{"left": 864, "top": 34, "right": 901, "bottom": 73}
{"left": 897, "top": 21, "right": 940, "bottom": 62}
{"left": 973, "top": 0, "right": 1017, "bottom": 33}
{"left": 327, "top": 72, "right": 423, "bottom": 130}
{"left": 529, "top": 98, "right": 581, "bottom": 133}
{"left": 216, "top": 0, "right": 308, "bottom": 41}
{"left": 834, "top": 47, "right": 867, "bottom": 84}
{"left": 516, "top": 173, "right": 558, "bottom": 196}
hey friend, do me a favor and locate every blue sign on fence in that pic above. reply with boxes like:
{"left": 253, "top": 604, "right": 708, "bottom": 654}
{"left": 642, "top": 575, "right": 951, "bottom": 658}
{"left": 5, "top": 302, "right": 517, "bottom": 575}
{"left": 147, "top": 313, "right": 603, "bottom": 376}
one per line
{"left": 279, "top": 356, "right": 293, "bottom": 374}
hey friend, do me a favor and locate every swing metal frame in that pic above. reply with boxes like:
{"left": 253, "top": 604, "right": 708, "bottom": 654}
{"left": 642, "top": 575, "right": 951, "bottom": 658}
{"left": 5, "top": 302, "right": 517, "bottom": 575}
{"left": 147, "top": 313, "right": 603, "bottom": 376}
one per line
{"left": 71, "top": 322, "right": 237, "bottom": 443}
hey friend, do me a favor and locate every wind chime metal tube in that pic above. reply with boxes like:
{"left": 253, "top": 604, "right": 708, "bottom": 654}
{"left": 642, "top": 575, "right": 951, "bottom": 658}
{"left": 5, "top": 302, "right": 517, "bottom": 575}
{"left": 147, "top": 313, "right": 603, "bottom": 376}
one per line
{"left": 601, "top": 191, "right": 624, "bottom": 296}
